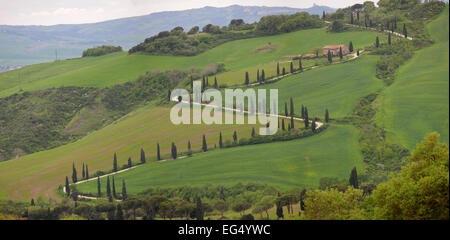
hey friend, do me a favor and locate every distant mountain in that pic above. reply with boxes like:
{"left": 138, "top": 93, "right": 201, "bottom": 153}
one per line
{"left": 0, "top": 4, "right": 335, "bottom": 67}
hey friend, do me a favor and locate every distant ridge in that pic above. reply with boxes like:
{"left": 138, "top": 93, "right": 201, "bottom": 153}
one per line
{"left": 0, "top": 5, "right": 335, "bottom": 66}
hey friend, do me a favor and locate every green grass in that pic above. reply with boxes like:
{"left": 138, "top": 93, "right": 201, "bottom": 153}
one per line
{"left": 76, "top": 125, "right": 363, "bottom": 195}
{"left": 0, "top": 29, "right": 382, "bottom": 98}
{"left": 257, "top": 55, "right": 383, "bottom": 119}
{"left": 377, "top": 7, "right": 449, "bottom": 150}
{"left": 0, "top": 105, "right": 271, "bottom": 200}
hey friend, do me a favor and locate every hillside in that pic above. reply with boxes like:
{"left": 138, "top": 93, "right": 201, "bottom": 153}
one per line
{"left": 377, "top": 7, "right": 449, "bottom": 149}
{"left": 0, "top": 29, "right": 380, "bottom": 98}
{"left": 0, "top": 5, "right": 335, "bottom": 66}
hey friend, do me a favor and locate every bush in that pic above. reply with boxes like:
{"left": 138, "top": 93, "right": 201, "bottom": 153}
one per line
{"left": 82, "top": 45, "right": 122, "bottom": 57}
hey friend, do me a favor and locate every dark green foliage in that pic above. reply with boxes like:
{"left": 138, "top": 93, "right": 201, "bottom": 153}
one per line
{"left": 290, "top": 97, "right": 294, "bottom": 116}
{"left": 328, "top": 20, "right": 346, "bottom": 32}
{"left": 376, "top": 36, "right": 380, "bottom": 48}
{"left": 327, "top": 49, "right": 332, "bottom": 63}
{"left": 284, "top": 102, "right": 288, "bottom": 117}
{"left": 290, "top": 116, "right": 294, "bottom": 130}
{"left": 65, "top": 176, "right": 70, "bottom": 197}
{"left": 240, "top": 214, "right": 255, "bottom": 220}
{"left": 140, "top": 148, "right": 146, "bottom": 164}
{"left": 112, "top": 176, "right": 117, "bottom": 198}
{"left": 122, "top": 179, "right": 127, "bottom": 200}
{"left": 277, "top": 62, "right": 280, "bottom": 75}
{"left": 261, "top": 69, "right": 265, "bottom": 82}
{"left": 187, "top": 26, "right": 199, "bottom": 35}
{"left": 245, "top": 72, "right": 249, "bottom": 85}
{"left": 311, "top": 118, "right": 317, "bottom": 132}
{"left": 301, "top": 105, "right": 305, "bottom": 118}
{"left": 82, "top": 163, "right": 85, "bottom": 179}
{"left": 72, "top": 163, "right": 77, "bottom": 183}
{"left": 115, "top": 204, "right": 124, "bottom": 220}
{"left": 339, "top": 47, "right": 343, "bottom": 59}
{"left": 219, "top": 132, "right": 223, "bottom": 148}
{"left": 214, "top": 77, "right": 218, "bottom": 88}
{"left": 257, "top": 69, "right": 260, "bottom": 82}
{"left": 349, "top": 167, "right": 358, "bottom": 189}
{"left": 31, "top": 198, "right": 35, "bottom": 206}
{"left": 233, "top": 131, "right": 238, "bottom": 144}
{"left": 171, "top": 142, "right": 178, "bottom": 159}
{"left": 106, "top": 176, "right": 112, "bottom": 202}
{"left": 281, "top": 119, "right": 285, "bottom": 131}
{"left": 299, "top": 189, "right": 306, "bottom": 211}
{"left": 85, "top": 165, "right": 89, "bottom": 179}
{"left": 82, "top": 45, "right": 122, "bottom": 57}
{"left": 403, "top": 24, "right": 408, "bottom": 38}
{"left": 304, "top": 107, "right": 309, "bottom": 128}
{"left": 388, "top": 32, "right": 392, "bottom": 45}
{"left": 282, "top": 67, "right": 286, "bottom": 75}
{"left": 276, "top": 193, "right": 284, "bottom": 219}
{"left": 256, "top": 12, "right": 323, "bottom": 34}
{"left": 290, "top": 61, "right": 294, "bottom": 73}
{"left": 128, "top": 157, "right": 132, "bottom": 168}
{"left": 202, "top": 135, "right": 207, "bottom": 152}
{"left": 157, "top": 143, "right": 161, "bottom": 161}
{"left": 113, "top": 153, "right": 118, "bottom": 172}
{"left": 325, "top": 109, "right": 329, "bottom": 123}
{"left": 194, "top": 197, "right": 204, "bottom": 220}
{"left": 251, "top": 128, "right": 256, "bottom": 137}
{"left": 298, "top": 58, "right": 303, "bottom": 71}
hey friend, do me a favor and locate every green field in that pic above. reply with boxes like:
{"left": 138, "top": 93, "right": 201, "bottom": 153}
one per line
{"left": 76, "top": 125, "right": 363, "bottom": 195}
{"left": 257, "top": 55, "right": 383, "bottom": 119}
{"left": 0, "top": 29, "right": 382, "bottom": 98}
{"left": 377, "top": 7, "right": 449, "bottom": 150}
{"left": 0, "top": 105, "right": 274, "bottom": 200}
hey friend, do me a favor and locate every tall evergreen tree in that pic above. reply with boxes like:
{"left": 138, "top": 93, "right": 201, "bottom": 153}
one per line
{"left": 376, "top": 36, "right": 380, "bottom": 48}
{"left": 349, "top": 167, "right": 359, "bottom": 189}
{"left": 403, "top": 24, "right": 407, "bottom": 38}
{"left": 349, "top": 41, "right": 354, "bottom": 52}
{"left": 290, "top": 61, "right": 294, "bottom": 73}
{"left": 325, "top": 109, "right": 329, "bottom": 123}
{"left": 282, "top": 67, "right": 286, "bottom": 75}
{"left": 350, "top": 13, "right": 354, "bottom": 24}
{"left": 157, "top": 143, "right": 161, "bottom": 161}
{"left": 261, "top": 69, "right": 265, "bottom": 82}
{"left": 82, "top": 162, "right": 85, "bottom": 179}
{"left": 202, "top": 75, "right": 206, "bottom": 91}
{"left": 291, "top": 116, "right": 294, "bottom": 129}
{"left": 245, "top": 72, "right": 249, "bottom": 85}
{"left": 277, "top": 62, "right": 280, "bottom": 76}
{"left": 188, "top": 140, "right": 192, "bottom": 157}
{"left": 299, "top": 58, "right": 303, "bottom": 71}
{"left": 128, "top": 157, "right": 132, "bottom": 168}
{"left": 171, "top": 142, "right": 177, "bottom": 159}
{"left": 206, "top": 76, "right": 209, "bottom": 87}
{"left": 388, "top": 32, "right": 392, "bottom": 46}
{"left": 168, "top": 89, "right": 171, "bottom": 102}
{"left": 72, "top": 163, "right": 77, "bottom": 183}
{"left": 190, "top": 75, "right": 193, "bottom": 90}
{"left": 122, "top": 179, "right": 127, "bottom": 200}
{"left": 112, "top": 176, "right": 117, "bottom": 198}
{"left": 31, "top": 198, "right": 35, "bottom": 206}
{"left": 284, "top": 102, "right": 288, "bottom": 117}
{"left": 299, "top": 189, "right": 306, "bottom": 211}
{"left": 322, "top": 11, "right": 326, "bottom": 20}
{"left": 233, "top": 131, "right": 238, "bottom": 144}
{"left": 85, "top": 165, "right": 89, "bottom": 179}
{"left": 357, "top": 50, "right": 360, "bottom": 56}
{"left": 97, "top": 176, "right": 101, "bottom": 197}
{"left": 311, "top": 118, "right": 317, "bottom": 132}
{"left": 113, "top": 152, "right": 118, "bottom": 172}
{"left": 257, "top": 69, "right": 260, "bottom": 82}
{"left": 214, "top": 76, "right": 218, "bottom": 88}
{"left": 65, "top": 176, "right": 70, "bottom": 197}
{"left": 339, "top": 47, "right": 343, "bottom": 60}
{"left": 357, "top": 11, "right": 360, "bottom": 24}
{"left": 219, "top": 132, "right": 223, "bottom": 148}
{"left": 304, "top": 107, "right": 309, "bottom": 128}
{"left": 301, "top": 105, "right": 305, "bottom": 118}
{"left": 106, "top": 176, "right": 112, "bottom": 202}
{"left": 327, "top": 49, "right": 332, "bottom": 63}
{"left": 282, "top": 119, "right": 285, "bottom": 131}
{"left": 202, "top": 135, "right": 207, "bottom": 152}
{"left": 140, "top": 148, "right": 146, "bottom": 164}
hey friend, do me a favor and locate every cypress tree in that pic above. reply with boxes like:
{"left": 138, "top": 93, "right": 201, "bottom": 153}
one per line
{"left": 327, "top": 49, "right": 332, "bottom": 63}
{"left": 128, "top": 157, "right": 132, "bottom": 168}
{"left": 282, "top": 119, "right": 285, "bottom": 130}
{"left": 122, "top": 179, "right": 127, "bottom": 200}
{"left": 188, "top": 140, "right": 192, "bottom": 157}
{"left": 113, "top": 152, "right": 118, "bottom": 172}
{"left": 304, "top": 107, "right": 309, "bottom": 128}
{"left": 168, "top": 89, "right": 171, "bottom": 102}
{"left": 300, "top": 189, "right": 306, "bottom": 211}
{"left": 376, "top": 36, "right": 380, "bottom": 48}
{"left": 233, "top": 131, "right": 238, "bottom": 144}
{"left": 350, "top": 13, "right": 354, "bottom": 24}
{"left": 219, "top": 132, "right": 223, "bottom": 148}
{"left": 282, "top": 67, "right": 286, "bottom": 75}
{"left": 299, "top": 58, "right": 303, "bottom": 71}
{"left": 202, "top": 75, "right": 206, "bottom": 91}
{"left": 277, "top": 62, "right": 280, "bottom": 76}
{"left": 339, "top": 47, "right": 343, "bottom": 60}
{"left": 301, "top": 105, "right": 305, "bottom": 118}
{"left": 214, "top": 77, "right": 218, "bottom": 88}
{"left": 261, "top": 69, "right": 265, "bottom": 82}
{"left": 157, "top": 143, "right": 161, "bottom": 161}
{"left": 349, "top": 41, "right": 354, "bottom": 52}
{"left": 357, "top": 50, "right": 360, "bottom": 56}
{"left": 245, "top": 72, "right": 249, "bottom": 85}
{"left": 388, "top": 32, "right": 392, "bottom": 46}
{"left": 357, "top": 11, "right": 360, "bottom": 24}
{"left": 322, "top": 11, "right": 326, "bottom": 20}
{"left": 97, "top": 176, "right": 101, "bottom": 197}
{"left": 86, "top": 165, "right": 89, "bottom": 179}
{"left": 112, "top": 176, "right": 117, "bottom": 198}
{"left": 65, "top": 176, "right": 70, "bottom": 197}
{"left": 290, "top": 61, "right": 294, "bottom": 73}
{"left": 140, "top": 148, "right": 146, "bottom": 164}
{"left": 290, "top": 116, "right": 294, "bottom": 129}
{"left": 106, "top": 176, "right": 112, "bottom": 202}
{"left": 325, "top": 109, "right": 329, "bottom": 123}
{"left": 206, "top": 76, "right": 209, "bottom": 87}
{"left": 312, "top": 118, "right": 317, "bottom": 132}
{"left": 257, "top": 69, "right": 260, "bottom": 82}
{"left": 31, "top": 198, "right": 35, "bottom": 206}
{"left": 403, "top": 24, "right": 407, "bottom": 38}
{"left": 116, "top": 204, "right": 124, "bottom": 220}
{"left": 171, "top": 142, "right": 177, "bottom": 159}
{"left": 284, "top": 102, "right": 288, "bottom": 117}
{"left": 190, "top": 76, "right": 193, "bottom": 90}
{"left": 349, "top": 167, "right": 358, "bottom": 189}
{"left": 251, "top": 127, "right": 256, "bottom": 137}
{"left": 72, "top": 163, "right": 77, "bottom": 183}
{"left": 289, "top": 97, "right": 294, "bottom": 116}
{"left": 202, "top": 135, "right": 207, "bottom": 152}
{"left": 82, "top": 162, "right": 85, "bottom": 179}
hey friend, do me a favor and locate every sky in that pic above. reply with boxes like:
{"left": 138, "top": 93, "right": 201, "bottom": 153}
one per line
{"left": 0, "top": 0, "right": 367, "bottom": 26}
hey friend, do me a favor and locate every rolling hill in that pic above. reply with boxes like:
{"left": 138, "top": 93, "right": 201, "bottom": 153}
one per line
{"left": 377, "top": 7, "right": 449, "bottom": 150}
{"left": 0, "top": 4, "right": 335, "bottom": 67}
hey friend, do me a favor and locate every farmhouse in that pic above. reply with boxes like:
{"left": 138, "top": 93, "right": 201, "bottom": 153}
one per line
{"left": 322, "top": 45, "right": 349, "bottom": 56}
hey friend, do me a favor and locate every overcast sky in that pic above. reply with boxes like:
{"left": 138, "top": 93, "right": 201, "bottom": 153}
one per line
{"left": 0, "top": 0, "right": 367, "bottom": 26}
